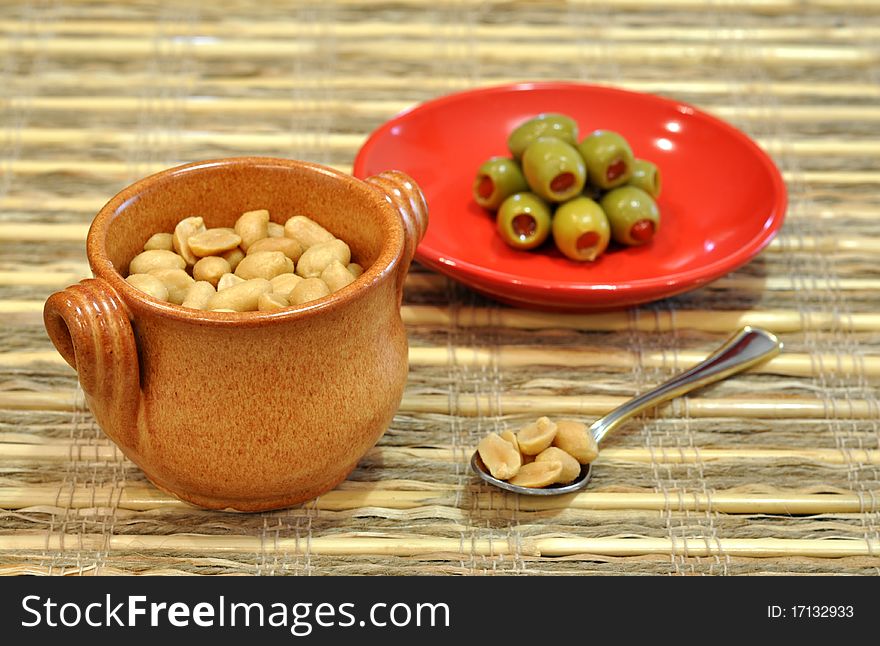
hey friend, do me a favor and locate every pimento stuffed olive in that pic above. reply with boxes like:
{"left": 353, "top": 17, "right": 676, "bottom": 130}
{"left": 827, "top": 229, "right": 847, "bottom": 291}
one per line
{"left": 552, "top": 197, "right": 611, "bottom": 262}
{"left": 472, "top": 113, "right": 662, "bottom": 261}
{"left": 577, "top": 130, "right": 634, "bottom": 190}
{"left": 507, "top": 113, "right": 579, "bottom": 160}
{"left": 472, "top": 156, "right": 529, "bottom": 210}
{"left": 521, "top": 137, "right": 587, "bottom": 203}
{"left": 496, "top": 192, "right": 552, "bottom": 250}
{"left": 627, "top": 159, "right": 661, "bottom": 199}
{"left": 600, "top": 186, "right": 660, "bottom": 246}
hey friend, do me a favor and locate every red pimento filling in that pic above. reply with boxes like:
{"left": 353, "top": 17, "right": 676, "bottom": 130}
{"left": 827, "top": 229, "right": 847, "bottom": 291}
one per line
{"left": 606, "top": 159, "right": 627, "bottom": 182}
{"left": 576, "top": 231, "right": 600, "bottom": 251}
{"left": 477, "top": 175, "right": 494, "bottom": 199}
{"left": 512, "top": 214, "right": 537, "bottom": 240}
{"left": 630, "top": 219, "right": 655, "bottom": 242}
{"left": 550, "top": 172, "right": 575, "bottom": 193}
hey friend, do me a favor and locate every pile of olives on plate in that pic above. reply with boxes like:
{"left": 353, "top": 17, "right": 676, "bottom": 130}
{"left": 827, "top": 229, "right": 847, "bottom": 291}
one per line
{"left": 472, "top": 113, "right": 661, "bottom": 261}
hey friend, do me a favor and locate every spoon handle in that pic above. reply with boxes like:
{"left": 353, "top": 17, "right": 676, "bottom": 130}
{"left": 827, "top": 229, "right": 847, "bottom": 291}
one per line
{"left": 590, "top": 326, "right": 782, "bottom": 445}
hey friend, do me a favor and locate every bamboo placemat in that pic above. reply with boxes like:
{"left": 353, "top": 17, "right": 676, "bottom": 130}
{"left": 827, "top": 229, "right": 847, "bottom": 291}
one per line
{"left": 1, "top": 0, "right": 879, "bottom": 575}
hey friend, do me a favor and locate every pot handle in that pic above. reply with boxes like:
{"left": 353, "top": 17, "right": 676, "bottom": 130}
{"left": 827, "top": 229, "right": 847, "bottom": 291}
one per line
{"left": 43, "top": 278, "right": 142, "bottom": 451}
{"left": 365, "top": 170, "right": 429, "bottom": 303}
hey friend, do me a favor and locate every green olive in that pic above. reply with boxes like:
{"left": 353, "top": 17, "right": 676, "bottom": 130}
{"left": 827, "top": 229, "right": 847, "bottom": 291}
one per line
{"left": 551, "top": 197, "right": 611, "bottom": 262}
{"left": 472, "top": 156, "right": 529, "bottom": 210}
{"left": 507, "top": 113, "right": 579, "bottom": 160}
{"left": 600, "top": 186, "right": 660, "bottom": 246}
{"left": 577, "top": 130, "right": 635, "bottom": 190}
{"left": 627, "top": 159, "right": 661, "bottom": 199}
{"left": 521, "top": 137, "right": 587, "bottom": 203}
{"left": 497, "top": 192, "right": 552, "bottom": 250}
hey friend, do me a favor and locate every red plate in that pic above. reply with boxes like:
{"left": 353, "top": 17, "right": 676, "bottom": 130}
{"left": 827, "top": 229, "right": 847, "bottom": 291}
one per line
{"left": 353, "top": 82, "right": 787, "bottom": 311}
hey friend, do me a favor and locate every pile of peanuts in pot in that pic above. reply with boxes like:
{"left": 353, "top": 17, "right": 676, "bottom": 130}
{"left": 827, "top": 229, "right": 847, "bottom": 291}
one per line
{"left": 124, "top": 210, "right": 364, "bottom": 312}
{"left": 477, "top": 417, "right": 598, "bottom": 488}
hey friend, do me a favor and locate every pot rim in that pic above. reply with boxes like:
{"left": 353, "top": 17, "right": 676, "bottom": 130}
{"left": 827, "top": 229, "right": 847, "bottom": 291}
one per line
{"left": 86, "top": 156, "right": 404, "bottom": 327}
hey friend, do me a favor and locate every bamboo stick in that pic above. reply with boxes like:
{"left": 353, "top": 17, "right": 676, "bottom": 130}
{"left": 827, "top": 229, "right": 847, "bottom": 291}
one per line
{"left": 0, "top": 96, "right": 409, "bottom": 116}
{"left": 3, "top": 158, "right": 879, "bottom": 188}
{"left": 1, "top": 387, "right": 877, "bottom": 419}
{"left": 0, "top": 484, "right": 871, "bottom": 515}
{"left": 407, "top": 347, "right": 880, "bottom": 378}
{"left": 7, "top": 73, "right": 880, "bottom": 101}
{"left": 0, "top": 223, "right": 90, "bottom": 242}
{"left": 406, "top": 273, "right": 880, "bottom": 294}
{"left": 397, "top": 393, "right": 880, "bottom": 418}
{"left": 4, "top": 303, "right": 880, "bottom": 337}
{"left": 2, "top": 36, "right": 875, "bottom": 67}
{"left": 4, "top": 19, "right": 880, "bottom": 44}
{"left": 0, "top": 159, "right": 353, "bottom": 178}
{"left": 0, "top": 197, "right": 104, "bottom": 215}
{"left": 402, "top": 306, "right": 880, "bottom": 333}
{"left": 0, "top": 534, "right": 880, "bottom": 558}
{"left": 5, "top": 97, "right": 880, "bottom": 124}
{"left": 0, "top": 270, "right": 88, "bottom": 287}
{"left": 43, "top": 0, "right": 880, "bottom": 10}
{"left": 0, "top": 532, "right": 876, "bottom": 558}
{"left": 3, "top": 344, "right": 880, "bottom": 379}
{"left": 6, "top": 268, "right": 880, "bottom": 293}
{"left": 3, "top": 442, "right": 879, "bottom": 466}
{"left": 11, "top": 127, "right": 365, "bottom": 152}
{"left": 9, "top": 127, "right": 880, "bottom": 161}
{"left": 0, "top": 301, "right": 44, "bottom": 315}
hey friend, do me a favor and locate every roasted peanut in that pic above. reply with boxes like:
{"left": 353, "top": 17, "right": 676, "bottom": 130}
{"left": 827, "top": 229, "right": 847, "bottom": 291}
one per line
{"left": 552, "top": 419, "right": 599, "bottom": 464}
{"left": 172, "top": 216, "right": 206, "bottom": 266}
{"left": 217, "top": 272, "right": 245, "bottom": 291}
{"left": 235, "top": 250, "right": 294, "bottom": 280}
{"left": 500, "top": 429, "right": 520, "bottom": 453}
{"left": 221, "top": 247, "right": 246, "bottom": 271}
{"left": 125, "top": 208, "right": 362, "bottom": 311}
{"left": 517, "top": 416, "right": 558, "bottom": 455}
{"left": 234, "top": 209, "right": 270, "bottom": 251}
{"left": 477, "top": 432, "right": 522, "bottom": 480}
{"left": 296, "top": 239, "right": 351, "bottom": 278}
{"left": 248, "top": 236, "right": 304, "bottom": 262}
{"left": 126, "top": 273, "right": 169, "bottom": 301}
{"left": 181, "top": 281, "right": 216, "bottom": 310}
{"left": 258, "top": 292, "right": 289, "bottom": 311}
{"left": 143, "top": 232, "right": 173, "bottom": 251}
{"left": 320, "top": 259, "right": 355, "bottom": 292}
{"left": 148, "top": 268, "right": 195, "bottom": 305}
{"left": 284, "top": 215, "right": 334, "bottom": 249}
{"left": 206, "top": 278, "right": 271, "bottom": 312}
{"left": 508, "top": 461, "right": 563, "bottom": 488}
{"left": 193, "top": 256, "right": 232, "bottom": 287}
{"left": 188, "top": 228, "right": 242, "bottom": 256}
{"left": 289, "top": 277, "right": 330, "bottom": 305}
{"left": 270, "top": 272, "right": 303, "bottom": 296}
{"left": 535, "top": 447, "right": 581, "bottom": 484}
{"left": 129, "top": 249, "right": 186, "bottom": 275}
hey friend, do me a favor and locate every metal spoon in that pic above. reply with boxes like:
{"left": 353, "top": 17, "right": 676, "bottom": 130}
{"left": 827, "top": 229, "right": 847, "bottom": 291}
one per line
{"left": 471, "top": 326, "right": 782, "bottom": 495}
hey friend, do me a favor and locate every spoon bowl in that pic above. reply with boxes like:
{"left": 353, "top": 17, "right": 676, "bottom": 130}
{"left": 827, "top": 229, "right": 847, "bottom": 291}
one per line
{"left": 471, "top": 452, "right": 593, "bottom": 495}
{"left": 471, "top": 326, "right": 782, "bottom": 495}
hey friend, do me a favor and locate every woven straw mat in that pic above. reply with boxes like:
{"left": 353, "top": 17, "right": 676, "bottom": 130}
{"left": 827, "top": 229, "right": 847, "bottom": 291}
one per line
{"left": 1, "top": 0, "right": 879, "bottom": 575}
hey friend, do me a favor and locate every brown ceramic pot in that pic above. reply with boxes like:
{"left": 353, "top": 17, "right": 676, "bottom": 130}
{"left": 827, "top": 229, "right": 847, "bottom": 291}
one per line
{"left": 43, "top": 157, "right": 428, "bottom": 511}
